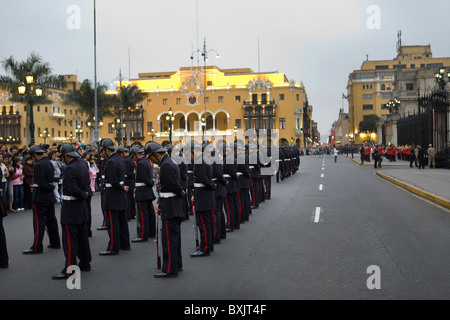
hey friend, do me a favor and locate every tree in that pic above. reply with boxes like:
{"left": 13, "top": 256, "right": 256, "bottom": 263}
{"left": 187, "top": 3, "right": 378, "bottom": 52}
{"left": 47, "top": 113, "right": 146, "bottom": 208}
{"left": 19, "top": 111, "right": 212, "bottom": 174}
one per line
{"left": 358, "top": 114, "right": 380, "bottom": 133}
{"left": 0, "top": 52, "right": 66, "bottom": 145}
{"left": 117, "top": 84, "right": 148, "bottom": 146}
{"left": 65, "top": 79, "right": 117, "bottom": 143}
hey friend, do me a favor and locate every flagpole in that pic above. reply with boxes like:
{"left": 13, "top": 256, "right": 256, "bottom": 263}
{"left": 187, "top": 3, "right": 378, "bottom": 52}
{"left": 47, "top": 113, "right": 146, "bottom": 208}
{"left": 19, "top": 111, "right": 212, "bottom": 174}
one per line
{"left": 93, "top": 0, "right": 99, "bottom": 143}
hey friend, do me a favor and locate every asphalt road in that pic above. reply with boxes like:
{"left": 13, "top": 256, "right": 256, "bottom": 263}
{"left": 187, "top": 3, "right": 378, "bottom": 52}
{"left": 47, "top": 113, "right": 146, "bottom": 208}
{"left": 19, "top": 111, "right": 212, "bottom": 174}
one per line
{"left": 1, "top": 155, "right": 450, "bottom": 300}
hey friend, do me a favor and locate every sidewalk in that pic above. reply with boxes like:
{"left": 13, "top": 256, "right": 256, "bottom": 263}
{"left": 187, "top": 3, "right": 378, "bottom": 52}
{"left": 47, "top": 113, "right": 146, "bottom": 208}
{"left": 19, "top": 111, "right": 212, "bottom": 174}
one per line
{"left": 343, "top": 154, "right": 450, "bottom": 209}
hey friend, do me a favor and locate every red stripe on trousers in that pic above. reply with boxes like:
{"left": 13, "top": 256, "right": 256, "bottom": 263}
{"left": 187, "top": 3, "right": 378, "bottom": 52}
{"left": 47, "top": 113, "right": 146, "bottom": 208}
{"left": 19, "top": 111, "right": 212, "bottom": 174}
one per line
{"left": 108, "top": 210, "right": 114, "bottom": 251}
{"left": 165, "top": 220, "right": 171, "bottom": 273}
{"left": 65, "top": 225, "right": 71, "bottom": 275}
{"left": 138, "top": 202, "right": 144, "bottom": 238}
{"left": 198, "top": 213, "right": 208, "bottom": 253}
{"left": 225, "top": 197, "right": 231, "bottom": 228}
{"left": 33, "top": 203, "right": 39, "bottom": 251}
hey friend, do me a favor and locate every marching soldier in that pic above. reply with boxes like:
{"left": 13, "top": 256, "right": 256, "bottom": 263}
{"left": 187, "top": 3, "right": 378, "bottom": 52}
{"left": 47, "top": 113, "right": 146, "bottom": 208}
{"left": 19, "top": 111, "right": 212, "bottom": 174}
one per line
{"left": 23, "top": 145, "right": 61, "bottom": 254}
{"left": 52, "top": 144, "right": 92, "bottom": 279}
{"left": 186, "top": 153, "right": 195, "bottom": 218}
{"left": 117, "top": 146, "right": 136, "bottom": 221}
{"left": 130, "top": 146, "right": 156, "bottom": 242}
{"left": 146, "top": 142, "right": 184, "bottom": 278}
{"left": 99, "top": 138, "right": 130, "bottom": 256}
{"left": 190, "top": 141, "right": 216, "bottom": 257}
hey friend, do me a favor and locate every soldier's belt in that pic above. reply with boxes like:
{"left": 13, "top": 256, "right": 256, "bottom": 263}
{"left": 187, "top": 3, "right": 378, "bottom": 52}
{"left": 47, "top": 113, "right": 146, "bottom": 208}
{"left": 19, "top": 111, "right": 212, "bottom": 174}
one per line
{"left": 194, "top": 183, "right": 206, "bottom": 188}
{"left": 237, "top": 172, "right": 243, "bottom": 176}
{"left": 212, "top": 178, "right": 218, "bottom": 181}
{"left": 135, "top": 182, "right": 147, "bottom": 187}
{"left": 61, "top": 195, "right": 77, "bottom": 201}
{"left": 223, "top": 174, "right": 231, "bottom": 178}
{"left": 249, "top": 166, "right": 255, "bottom": 169}
{"left": 187, "top": 170, "right": 194, "bottom": 174}
{"left": 105, "top": 181, "right": 124, "bottom": 188}
{"left": 159, "top": 192, "right": 177, "bottom": 198}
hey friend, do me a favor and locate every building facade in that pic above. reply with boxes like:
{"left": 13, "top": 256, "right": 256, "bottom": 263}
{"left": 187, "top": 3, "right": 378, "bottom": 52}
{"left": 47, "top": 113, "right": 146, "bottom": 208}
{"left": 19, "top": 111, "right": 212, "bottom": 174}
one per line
{"left": 347, "top": 44, "right": 450, "bottom": 145}
{"left": 102, "top": 66, "right": 312, "bottom": 148}
{"left": 0, "top": 75, "right": 90, "bottom": 147}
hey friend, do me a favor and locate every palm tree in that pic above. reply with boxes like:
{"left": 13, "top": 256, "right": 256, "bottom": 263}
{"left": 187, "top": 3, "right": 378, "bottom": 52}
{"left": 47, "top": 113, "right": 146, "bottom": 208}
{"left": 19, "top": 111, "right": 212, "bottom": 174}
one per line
{"left": 117, "top": 84, "right": 148, "bottom": 146}
{"left": 0, "top": 52, "right": 66, "bottom": 145}
{"left": 65, "top": 79, "right": 117, "bottom": 143}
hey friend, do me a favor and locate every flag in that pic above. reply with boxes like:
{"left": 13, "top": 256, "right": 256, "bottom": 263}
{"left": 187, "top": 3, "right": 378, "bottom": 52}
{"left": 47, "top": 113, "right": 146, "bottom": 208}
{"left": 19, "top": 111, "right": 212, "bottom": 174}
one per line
{"left": 342, "top": 93, "right": 348, "bottom": 100}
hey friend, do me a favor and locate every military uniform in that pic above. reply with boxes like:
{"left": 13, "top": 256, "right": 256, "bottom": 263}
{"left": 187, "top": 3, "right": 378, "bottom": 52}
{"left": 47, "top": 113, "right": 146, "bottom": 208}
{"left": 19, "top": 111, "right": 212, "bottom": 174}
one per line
{"left": 133, "top": 150, "right": 156, "bottom": 241}
{"left": 211, "top": 150, "right": 227, "bottom": 242}
{"left": 236, "top": 144, "right": 251, "bottom": 222}
{"left": 101, "top": 149, "right": 130, "bottom": 255}
{"left": 24, "top": 146, "right": 61, "bottom": 254}
{"left": 123, "top": 153, "right": 136, "bottom": 220}
{"left": 53, "top": 145, "right": 92, "bottom": 279}
{"left": 249, "top": 145, "right": 261, "bottom": 208}
{"left": 148, "top": 142, "right": 185, "bottom": 278}
{"left": 191, "top": 149, "right": 216, "bottom": 256}
{"left": 223, "top": 144, "right": 239, "bottom": 231}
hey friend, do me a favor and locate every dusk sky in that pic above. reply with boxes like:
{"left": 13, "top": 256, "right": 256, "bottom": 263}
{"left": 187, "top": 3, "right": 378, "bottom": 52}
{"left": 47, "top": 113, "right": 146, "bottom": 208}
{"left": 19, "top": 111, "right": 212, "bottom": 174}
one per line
{"left": 2, "top": 0, "right": 450, "bottom": 142}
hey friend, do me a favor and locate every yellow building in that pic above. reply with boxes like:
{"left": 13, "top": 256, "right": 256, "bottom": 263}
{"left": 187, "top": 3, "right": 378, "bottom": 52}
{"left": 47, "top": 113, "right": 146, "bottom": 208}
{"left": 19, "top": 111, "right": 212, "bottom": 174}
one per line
{"left": 102, "top": 66, "right": 311, "bottom": 148}
{"left": 347, "top": 44, "right": 450, "bottom": 145}
{"left": 0, "top": 75, "right": 91, "bottom": 147}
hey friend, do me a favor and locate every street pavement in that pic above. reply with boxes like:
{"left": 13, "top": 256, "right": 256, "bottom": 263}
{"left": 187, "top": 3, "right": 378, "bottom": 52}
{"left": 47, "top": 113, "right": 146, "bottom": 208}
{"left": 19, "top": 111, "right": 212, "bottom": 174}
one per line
{"left": 1, "top": 155, "right": 450, "bottom": 301}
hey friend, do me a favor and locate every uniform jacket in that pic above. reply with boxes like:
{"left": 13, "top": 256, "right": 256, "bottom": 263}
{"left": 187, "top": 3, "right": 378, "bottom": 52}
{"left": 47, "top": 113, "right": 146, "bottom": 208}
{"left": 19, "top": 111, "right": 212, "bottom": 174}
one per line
{"left": 223, "top": 154, "right": 238, "bottom": 194}
{"left": 103, "top": 152, "right": 127, "bottom": 211}
{"left": 32, "top": 156, "right": 56, "bottom": 204}
{"left": 158, "top": 153, "right": 185, "bottom": 220}
{"left": 124, "top": 155, "right": 136, "bottom": 188}
{"left": 193, "top": 156, "right": 216, "bottom": 211}
{"left": 177, "top": 154, "right": 188, "bottom": 190}
{"left": 60, "top": 157, "right": 90, "bottom": 225}
{"left": 212, "top": 159, "right": 227, "bottom": 198}
{"left": 237, "top": 152, "right": 251, "bottom": 189}
{"left": 134, "top": 156, "right": 156, "bottom": 202}
{"left": 249, "top": 151, "right": 261, "bottom": 179}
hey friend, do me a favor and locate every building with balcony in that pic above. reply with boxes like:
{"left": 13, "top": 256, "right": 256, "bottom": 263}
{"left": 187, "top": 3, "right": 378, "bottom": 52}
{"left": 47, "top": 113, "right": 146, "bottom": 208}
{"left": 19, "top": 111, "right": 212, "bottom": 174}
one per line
{"left": 102, "top": 66, "right": 312, "bottom": 148}
{"left": 347, "top": 42, "right": 450, "bottom": 145}
{"left": 0, "top": 75, "right": 90, "bottom": 147}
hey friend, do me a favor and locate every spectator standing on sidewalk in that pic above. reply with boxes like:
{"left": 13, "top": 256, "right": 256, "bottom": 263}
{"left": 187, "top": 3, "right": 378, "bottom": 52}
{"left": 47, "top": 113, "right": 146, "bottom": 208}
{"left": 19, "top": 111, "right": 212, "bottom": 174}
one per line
{"left": 360, "top": 146, "right": 365, "bottom": 164}
{"left": 427, "top": 144, "right": 436, "bottom": 169}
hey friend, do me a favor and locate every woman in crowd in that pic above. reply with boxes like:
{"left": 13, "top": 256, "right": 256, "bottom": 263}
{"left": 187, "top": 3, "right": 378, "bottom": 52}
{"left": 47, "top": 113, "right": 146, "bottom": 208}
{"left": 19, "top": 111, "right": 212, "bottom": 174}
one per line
{"left": 11, "top": 158, "right": 24, "bottom": 211}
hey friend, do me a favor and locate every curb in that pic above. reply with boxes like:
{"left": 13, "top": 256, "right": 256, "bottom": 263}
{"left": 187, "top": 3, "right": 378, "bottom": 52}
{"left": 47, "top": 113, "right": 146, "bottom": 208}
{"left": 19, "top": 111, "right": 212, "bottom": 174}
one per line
{"left": 375, "top": 171, "right": 450, "bottom": 210}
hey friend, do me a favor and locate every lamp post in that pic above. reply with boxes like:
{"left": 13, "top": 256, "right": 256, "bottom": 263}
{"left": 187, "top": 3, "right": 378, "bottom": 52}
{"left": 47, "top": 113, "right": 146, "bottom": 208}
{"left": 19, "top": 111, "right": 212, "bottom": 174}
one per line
{"left": 166, "top": 108, "right": 175, "bottom": 145}
{"left": 18, "top": 75, "right": 42, "bottom": 145}
{"left": 190, "top": 38, "right": 219, "bottom": 143}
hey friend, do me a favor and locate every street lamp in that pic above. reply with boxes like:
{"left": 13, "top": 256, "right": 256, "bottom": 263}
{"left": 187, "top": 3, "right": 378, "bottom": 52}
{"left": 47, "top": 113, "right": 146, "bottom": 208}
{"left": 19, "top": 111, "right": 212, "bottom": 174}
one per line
{"left": 190, "top": 38, "right": 220, "bottom": 143}
{"left": 18, "top": 75, "right": 43, "bottom": 145}
{"left": 166, "top": 108, "right": 175, "bottom": 144}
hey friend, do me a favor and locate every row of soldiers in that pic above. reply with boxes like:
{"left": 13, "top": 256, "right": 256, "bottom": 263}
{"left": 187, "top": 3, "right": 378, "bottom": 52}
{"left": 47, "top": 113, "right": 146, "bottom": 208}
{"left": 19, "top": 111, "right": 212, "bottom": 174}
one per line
{"left": 0, "top": 138, "right": 301, "bottom": 279}
{"left": 276, "top": 146, "right": 301, "bottom": 183}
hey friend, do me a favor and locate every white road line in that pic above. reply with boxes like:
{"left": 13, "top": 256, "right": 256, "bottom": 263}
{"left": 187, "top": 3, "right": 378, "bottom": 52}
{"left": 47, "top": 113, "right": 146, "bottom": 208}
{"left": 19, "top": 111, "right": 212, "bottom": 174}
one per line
{"left": 321, "top": 173, "right": 324, "bottom": 178}
{"left": 319, "top": 184, "right": 323, "bottom": 191}
{"left": 322, "top": 167, "right": 325, "bottom": 170}
{"left": 314, "top": 207, "right": 321, "bottom": 223}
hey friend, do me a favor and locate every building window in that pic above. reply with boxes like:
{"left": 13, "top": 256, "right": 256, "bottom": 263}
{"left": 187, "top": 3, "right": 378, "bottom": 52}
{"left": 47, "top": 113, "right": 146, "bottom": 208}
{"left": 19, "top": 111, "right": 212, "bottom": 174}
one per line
{"left": 235, "top": 119, "right": 242, "bottom": 129}
{"left": 108, "top": 123, "right": 114, "bottom": 134}
{"left": 176, "top": 98, "right": 181, "bottom": 104}
{"left": 279, "top": 94, "right": 285, "bottom": 101}
{"left": 147, "top": 122, "right": 153, "bottom": 133}
{"left": 406, "top": 83, "right": 414, "bottom": 91}
{"left": 218, "top": 96, "right": 224, "bottom": 103}
{"left": 163, "top": 98, "right": 168, "bottom": 105}
{"left": 235, "top": 96, "right": 241, "bottom": 102}
{"left": 363, "top": 104, "right": 373, "bottom": 110}
{"left": 279, "top": 118, "right": 286, "bottom": 130}
{"left": 363, "top": 94, "right": 373, "bottom": 100}
{"left": 147, "top": 99, "right": 152, "bottom": 106}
